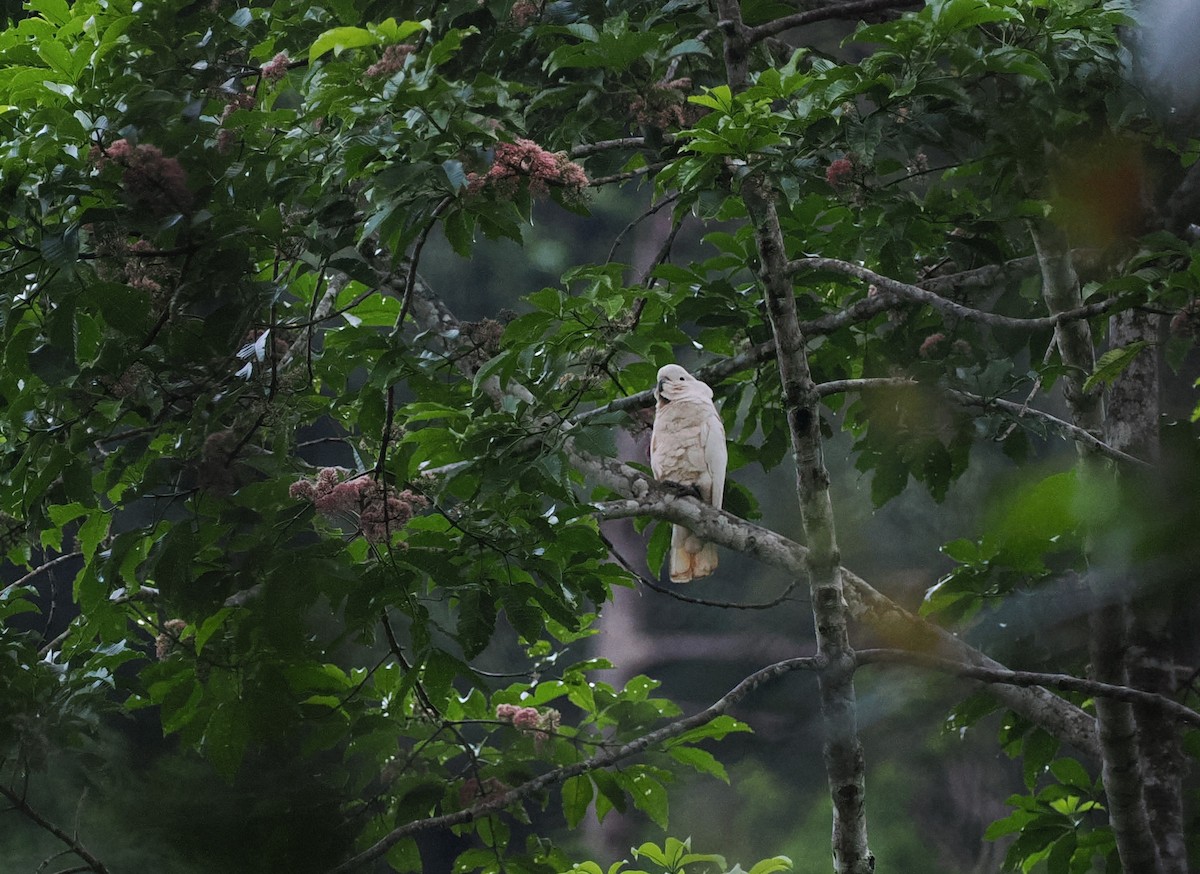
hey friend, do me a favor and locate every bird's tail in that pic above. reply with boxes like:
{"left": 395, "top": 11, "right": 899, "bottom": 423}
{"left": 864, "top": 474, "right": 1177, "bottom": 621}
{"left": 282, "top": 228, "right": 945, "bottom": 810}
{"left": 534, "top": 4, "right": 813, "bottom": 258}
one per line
{"left": 669, "top": 524, "right": 718, "bottom": 582}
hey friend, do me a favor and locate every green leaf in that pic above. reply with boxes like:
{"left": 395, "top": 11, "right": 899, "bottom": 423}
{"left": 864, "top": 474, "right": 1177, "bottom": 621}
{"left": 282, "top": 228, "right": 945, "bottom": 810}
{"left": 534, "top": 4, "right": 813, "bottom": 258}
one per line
{"left": 667, "top": 745, "right": 728, "bottom": 782}
{"left": 310, "top": 26, "right": 378, "bottom": 63}
{"left": 1082, "top": 341, "right": 1152, "bottom": 393}
{"left": 562, "top": 774, "right": 593, "bottom": 828}
{"left": 747, "top": 856, "right": 793, "bottom": 874}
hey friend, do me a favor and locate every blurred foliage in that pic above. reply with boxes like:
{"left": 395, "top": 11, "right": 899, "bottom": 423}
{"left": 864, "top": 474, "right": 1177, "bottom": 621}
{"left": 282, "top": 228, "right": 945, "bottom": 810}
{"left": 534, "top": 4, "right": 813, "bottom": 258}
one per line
{"left": 1, "top": 0, "right": 1199, "bottom": 872}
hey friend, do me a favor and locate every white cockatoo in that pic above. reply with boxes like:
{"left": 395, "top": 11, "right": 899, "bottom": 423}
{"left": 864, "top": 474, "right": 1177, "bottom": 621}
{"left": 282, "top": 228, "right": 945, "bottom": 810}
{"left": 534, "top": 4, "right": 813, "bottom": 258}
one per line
{"left": 650, "top": 363, "right": 727, "bottom": 582}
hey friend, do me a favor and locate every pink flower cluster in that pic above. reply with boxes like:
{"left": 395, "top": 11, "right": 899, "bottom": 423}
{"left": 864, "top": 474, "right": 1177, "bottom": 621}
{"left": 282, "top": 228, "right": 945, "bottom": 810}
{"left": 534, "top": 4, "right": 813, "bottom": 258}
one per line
{"left": 918, "top": 332, "right": 946, "bottom": 358}
{"left": 290, "top": 467, "right": 429, "bottom": 544}
{"left": 155, "top": 618, "right": 188, "bottom": 660}
{"left": 495, "top": 703, "right": 561, "bottom": 749}
{"left": 509, "top": 0, "right": 539, "bottom": 27}
{"left": 261, "top": 51, "right": 290, "bottom": 83}
{"left": 467, "top": 138, "right": 588, "bottom": 200}
{"left": 630, "top": 78, "right": 694, "bottom": 129}
{"left": 91, "top": 139, "right": 193, "bottom": 217}
{"left": 825, "top": 156, "right": 855, "bottom": 189}
{"left": 217, "top": 90, "right": 256, "bottom": 154}
{"left": 365, "top": 43, "right": 414, "bottom": 79}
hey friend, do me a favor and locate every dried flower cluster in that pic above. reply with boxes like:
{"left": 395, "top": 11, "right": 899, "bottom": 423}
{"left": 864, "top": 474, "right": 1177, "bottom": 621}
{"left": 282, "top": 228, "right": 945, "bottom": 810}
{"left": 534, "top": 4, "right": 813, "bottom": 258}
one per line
{"left": 155, "top": 618, "right": 188, "bottom": 660}
{"left": 918, "top": 332, "right": 947, "bottom": 358}
{"left": 91, "top": 139, "right": 193, "bottom": 217}
{"left": 495, "top": 702, "right": 561, "bottom": 749}
{"left": 365, "top": 43, "right": 414, "bottom": 79}
{"left": 197, "top": 428, "right": 241, "bottom": 495}
{"left": 630, "top": 78, "right": 694, "bottom": 129}
{"left": 260, "top": 51, "right": 290, "bottom": 83}
{"left": 467, "top": 138, "right": 588, "bottom": 200}
{"left": 290, "top": 467, "right": 429, "bottom": 543}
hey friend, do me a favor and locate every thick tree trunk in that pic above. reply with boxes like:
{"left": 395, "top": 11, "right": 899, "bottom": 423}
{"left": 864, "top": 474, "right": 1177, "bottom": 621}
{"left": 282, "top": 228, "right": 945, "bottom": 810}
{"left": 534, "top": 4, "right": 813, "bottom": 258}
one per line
{"left": 1032, "top": 226, "right": 1163, "bottom": 874}
{"left": 1105, "top": 308, "right": 1187, "bottom": 874}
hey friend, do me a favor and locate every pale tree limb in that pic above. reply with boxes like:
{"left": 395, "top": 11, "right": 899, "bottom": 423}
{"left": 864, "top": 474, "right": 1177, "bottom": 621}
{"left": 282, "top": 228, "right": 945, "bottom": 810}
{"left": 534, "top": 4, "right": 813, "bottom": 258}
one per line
{"left": 0, "top": 783, "right": 110, "bottom": 874}
{"left": 854, "top": 650, "right": 1200, "bottom": 729}
{"left": 1032, "top": 224, "right": 1162, "bottom": 874}
{"left": 744, "top": 182, "right": 874, "bottom": 873}
{"left": 788, "top": 256, "right": 1125, "bottom": 331}
{"left": 325, "top": 656, "right": 822, "bottom": 874}
{"left": 1, "top": 552, "right": 83, "bottom": 597}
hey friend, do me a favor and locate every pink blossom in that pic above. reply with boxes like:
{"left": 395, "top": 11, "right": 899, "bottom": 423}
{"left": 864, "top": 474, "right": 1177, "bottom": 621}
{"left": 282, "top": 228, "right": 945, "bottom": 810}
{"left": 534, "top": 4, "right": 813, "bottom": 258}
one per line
{"left": 92, "top": 139, "right": 193, "bottom": 217}
{"left": 495, "top": 703, "right": 520, "bottom": 720}
{"left": 630, "top": 79, "right": 694, "bottom": 129}
{"left": 290, "top": 468, "right": 428, "bottom": 543}
{"left": 365, "top": 43, "right": 414, "bottom": 79}
{"left": 919, "top": 332, "right": 947, "bottom": 359}
{"left": 825, "top": 157, "right": 855, "bottom": 189}
{"left": 468, "top": 138, "right": 589, "bottom": 200}
{"left": 510, "top": 0, "right": 539, "bottom": 27}
{"left": 511, "top": 707, "right": 541, "bottom": 730}
{"left": 261, "top": 51, "right": 290, "bottom": 83}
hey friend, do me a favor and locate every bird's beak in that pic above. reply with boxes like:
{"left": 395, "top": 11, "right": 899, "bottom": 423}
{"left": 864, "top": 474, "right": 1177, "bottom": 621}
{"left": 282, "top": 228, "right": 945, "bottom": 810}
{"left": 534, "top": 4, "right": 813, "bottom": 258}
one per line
{"left": 656, "top": 380, "right": 669, "bottom": 402}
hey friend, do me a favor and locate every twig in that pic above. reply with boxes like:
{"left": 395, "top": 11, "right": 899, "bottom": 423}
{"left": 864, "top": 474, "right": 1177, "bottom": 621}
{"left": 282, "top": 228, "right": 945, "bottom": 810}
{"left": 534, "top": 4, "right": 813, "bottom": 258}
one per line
{"left": 1, "top": 553, "right": 82, "bottom": 597}
{"left": 393, "top": 196, "right": 454, "bottom": 337}
{"left": 599, "top": 530, "right": 801, "bottom": 610}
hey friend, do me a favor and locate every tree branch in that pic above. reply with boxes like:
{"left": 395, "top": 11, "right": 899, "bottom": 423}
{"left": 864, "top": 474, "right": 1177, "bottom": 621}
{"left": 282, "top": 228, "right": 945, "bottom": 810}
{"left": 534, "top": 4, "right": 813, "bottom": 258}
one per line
{"left": 789, "top": 256, "right": 1125, "bottom": 331}
{"left": 854, "top": 650, "right": 1200, "bottom": 729}
{"left": 325, "top": 656, "right": 821, "bottom": 874}
{"left": 0, "top": 784, "right": 110, "bottom": 874}
{"left": 748, "top": 0, "right": 923, "bottom": 45}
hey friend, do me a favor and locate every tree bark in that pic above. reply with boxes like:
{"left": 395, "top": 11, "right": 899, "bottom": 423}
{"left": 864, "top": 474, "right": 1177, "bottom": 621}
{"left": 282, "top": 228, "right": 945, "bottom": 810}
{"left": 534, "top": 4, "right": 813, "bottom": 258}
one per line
{"left": 1106, "top": 308, "right": 1187, "bottom": 874}
{"left": 1032, "top": 225, "right": 1163, "bottom": 874}
{"left": 714, "top": 4, "right": 872, "bottom": 869}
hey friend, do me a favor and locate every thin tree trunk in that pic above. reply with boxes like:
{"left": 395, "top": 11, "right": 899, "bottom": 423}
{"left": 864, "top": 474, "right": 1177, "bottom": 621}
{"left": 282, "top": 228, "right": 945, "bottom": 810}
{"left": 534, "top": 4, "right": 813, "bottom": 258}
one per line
{"left": 715, "top": 7, "right": 871, "bottom": 870}
{"left": 1032, "top": 225, "right": 1163, "bottom": 874}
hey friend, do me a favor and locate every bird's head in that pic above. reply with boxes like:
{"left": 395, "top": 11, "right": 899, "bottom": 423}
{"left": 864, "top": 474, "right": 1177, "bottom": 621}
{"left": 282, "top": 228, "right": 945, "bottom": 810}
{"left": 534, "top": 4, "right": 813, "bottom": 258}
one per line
{"left": 655, "top": 364, "right": 711, "bottom": 404}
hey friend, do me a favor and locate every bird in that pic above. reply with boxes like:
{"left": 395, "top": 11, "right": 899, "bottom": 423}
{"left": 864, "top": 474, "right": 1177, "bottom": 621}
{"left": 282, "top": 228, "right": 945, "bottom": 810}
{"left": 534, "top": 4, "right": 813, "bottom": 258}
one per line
{"left": 649, "top": 363, "right": 727, "bottom": 582}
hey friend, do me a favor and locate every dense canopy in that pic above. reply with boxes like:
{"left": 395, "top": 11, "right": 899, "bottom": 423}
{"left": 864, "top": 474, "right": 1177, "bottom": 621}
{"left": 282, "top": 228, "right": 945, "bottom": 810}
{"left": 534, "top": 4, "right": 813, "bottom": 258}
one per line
{"left": 2, "top": 1, "right": 1200, "bottom": 873}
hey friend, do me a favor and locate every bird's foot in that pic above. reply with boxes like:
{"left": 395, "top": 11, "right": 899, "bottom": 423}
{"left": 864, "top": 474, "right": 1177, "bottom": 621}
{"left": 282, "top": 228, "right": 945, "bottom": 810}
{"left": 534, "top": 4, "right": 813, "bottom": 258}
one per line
{"left": 660, "top": 479, "right": 703, "bottom": 500}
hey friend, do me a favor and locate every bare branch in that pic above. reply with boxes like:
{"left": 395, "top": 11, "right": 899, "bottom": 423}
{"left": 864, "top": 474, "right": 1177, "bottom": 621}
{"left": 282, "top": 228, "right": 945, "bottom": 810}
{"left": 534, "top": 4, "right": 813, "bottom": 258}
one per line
{"left": 0, "top": 784, "right": 110, "bottom": 874}
{"left": 789, "top": 256, "right": 1125, "bottom": 331}
{"left": 748, "top": 0, "right": 923, "bottom": 44}
{"left": 325, "top": 656, "right": 821, "bottom": 874}
{"left": 855, "top": 650, "right": 1200, "bottom": 729}
{"left": 1, "top": 553, "right": 83, "bottom": 597}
